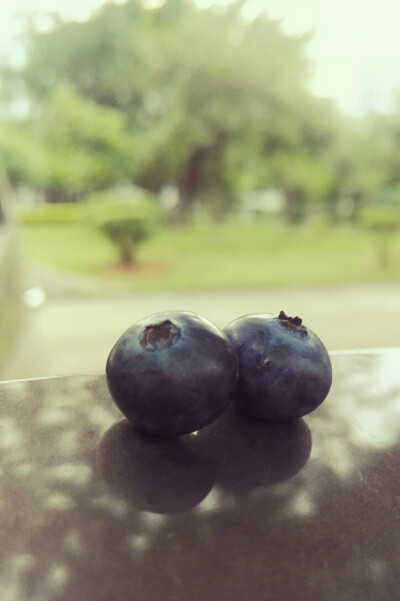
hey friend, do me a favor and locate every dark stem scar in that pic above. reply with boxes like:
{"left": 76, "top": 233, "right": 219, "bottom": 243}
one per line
{"left": 140, "top": 320, "right": 181, "bottom": 349}
{"left": 278, "top": 310, "right": 307, "bottom": 335}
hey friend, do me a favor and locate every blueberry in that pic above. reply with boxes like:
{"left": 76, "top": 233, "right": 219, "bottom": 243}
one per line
{"left": 98, "top": 420, "right": 218, "bottom": 514}
{"left": 224, "top": 311, "right": 332, "bottom": 422}
{"left": 106, "top": 311, "right": 238, "bottom": 437}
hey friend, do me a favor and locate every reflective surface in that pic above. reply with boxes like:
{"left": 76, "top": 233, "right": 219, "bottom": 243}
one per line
{"left": 1, "top": 349, "right": 400, "bottom": 600}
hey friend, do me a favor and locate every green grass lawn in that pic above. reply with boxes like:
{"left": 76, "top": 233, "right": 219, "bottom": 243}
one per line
{"left": 20, "top": 219, "right": 400, "bottom": 291}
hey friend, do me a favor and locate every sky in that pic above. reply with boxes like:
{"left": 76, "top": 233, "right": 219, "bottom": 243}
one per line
{"left": 1, "top": 0, "right": 400, "bottom": 117}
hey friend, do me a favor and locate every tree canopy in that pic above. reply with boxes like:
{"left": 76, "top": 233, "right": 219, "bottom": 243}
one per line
{"left": 0, "top": 0, "right": 395, "bottom": 220}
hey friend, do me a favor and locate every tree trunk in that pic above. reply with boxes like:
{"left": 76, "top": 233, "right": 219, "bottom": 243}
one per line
{"left": 176, "top": 186, "right": 195, "bottom": 224}
{"left": 208, "top": 187, "right": 226, "bottom": 223}
{"left": 177, "top": 147, "right": 208, "bottom": 223}
{"left": 119, "top": 251, "right": 135, "bottom": 266}
{"left": 350, "top": 192, "right": 363, "bottom": 224}
{"left": 177, "top": 134, "right": 227, "bottom": 223}
{"left": 284, "top": 188, "right": 307, "bottom": 225}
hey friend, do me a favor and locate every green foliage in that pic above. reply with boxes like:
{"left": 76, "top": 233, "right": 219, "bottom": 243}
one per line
{"left": 5, "top": 0, "right": 337, "bottom": 219}
{"left": 17, "top": 202, "right": 84, "bottom": 224}
{"left": 0, "top": 0, "right": 392, "bottom": 222}
{"left": 360, "top": 204, "right": 400, "bottom": 232}
{"left": 1, "top": 86, "right": 130, "bottom": 198}
{"left": 38, "top": 85, "right": 130, "bottom": 196}
{"left": 266, "top": 151, "right": 332, "bottom": 223}
{"left": 360, "top": 203, "right": 400, "bottom": 268}
{"left": 374, "top": 183, "right": 400, "bottom": 205}
{"left": 0, "top": 121, "right": 47, "bottom": 186}
{"left": 83, "top": 187, "right": 159, "bottom": 264}
{"left": 366, "top": 106, "right": 400, "bottom": 188}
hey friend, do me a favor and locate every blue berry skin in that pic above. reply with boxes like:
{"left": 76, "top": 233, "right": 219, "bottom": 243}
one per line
{"left": 106, "top": 311, "right": 238, "bottom": 437}
{"left": 224, "top": 312, "right": 332, "bottom": 422}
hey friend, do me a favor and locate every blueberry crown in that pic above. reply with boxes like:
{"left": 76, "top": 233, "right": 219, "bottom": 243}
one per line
{"left": 278, "top": 310, "right": 307, "bottom": 335}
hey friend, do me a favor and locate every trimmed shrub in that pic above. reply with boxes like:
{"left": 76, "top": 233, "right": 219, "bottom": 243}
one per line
{"left": 83, "top": 187, "right": 159, "bottom": 264}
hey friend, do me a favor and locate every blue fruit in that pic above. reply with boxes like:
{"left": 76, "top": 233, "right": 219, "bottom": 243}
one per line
{"left": 106, "top": 311, "right": 238, "bottom": 437}
{"left": 224, "top": 311, "right": 332, "bottom": 422}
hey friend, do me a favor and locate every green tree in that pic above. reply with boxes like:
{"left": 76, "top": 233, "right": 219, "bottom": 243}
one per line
{"left": 37, "top": 85, "right": 130, "bottom": 201}
{"left": 365, "top": 101, "right": 400, "bottom": 199}
{"left": 1, "top": 86, "right": 130, "bottom": 201}
{"left": 360, "top": 203, "right": 400, "bottom": 268}
{"left": 0, "top": 120, "right": 47, "bottom": 187}
{"left": 10, "top": 0, "right": 317, "bottom": 219}
{"left": 2, "top": 0, "right": 386, "bottom": 222}
{"left": 322, "top": 121, "right": 387, "bottom": 223}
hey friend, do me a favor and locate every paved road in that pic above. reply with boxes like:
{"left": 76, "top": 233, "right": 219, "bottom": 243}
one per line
{"left": 20, "top": 281, "right": 400, "bottom": 379}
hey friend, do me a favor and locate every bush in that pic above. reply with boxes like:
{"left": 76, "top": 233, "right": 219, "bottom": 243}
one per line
{"left": 360, "top": 204, "right": 400, "bottom": 232}
{"left": 360, "top": 203, "right": 400, "bottom": 268}
{"left": 83, "top": 187, "right": 159, "bottom": 264}
{"left": 18, "top": 202, "right": 84, "bottom": 225}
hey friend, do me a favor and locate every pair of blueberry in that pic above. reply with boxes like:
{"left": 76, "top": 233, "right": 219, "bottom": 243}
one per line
{"left": 106, "top": 310, "right": 332, "bottom": 437}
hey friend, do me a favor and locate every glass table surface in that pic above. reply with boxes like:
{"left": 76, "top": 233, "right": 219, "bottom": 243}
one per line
{"left": 0, "top": 349, "right": 399, "bottom": 601}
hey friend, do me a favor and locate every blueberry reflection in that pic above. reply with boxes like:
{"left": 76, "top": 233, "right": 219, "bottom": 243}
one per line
{"left": 98, "top": 420, "right": 218, "bottom": 515}
{"left": 199, "top": 404, "right": 312, "bottom": 496}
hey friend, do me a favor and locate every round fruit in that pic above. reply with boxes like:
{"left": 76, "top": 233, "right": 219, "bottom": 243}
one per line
{"left": 106, "top": 310, "right": 238, "bottom": 437}
{"left": 224, "top": 311, "right": 332, "bottom": 422}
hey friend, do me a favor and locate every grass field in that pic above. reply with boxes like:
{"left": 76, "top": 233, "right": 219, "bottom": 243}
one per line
{"left": 20, "top": 219, "right": 400, "bottom": 291}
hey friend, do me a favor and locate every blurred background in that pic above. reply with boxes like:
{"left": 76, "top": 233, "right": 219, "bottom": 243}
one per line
{"left": 1, "top": 0, "right": 400, "bottom": 380}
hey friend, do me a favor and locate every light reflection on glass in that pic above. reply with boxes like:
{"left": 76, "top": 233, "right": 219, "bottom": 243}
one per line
{"left": 0, "top": 554, "right": 36, "bottom": 601}
{"left": 288, "top": 489, "right": 317, "bottom": 518}
{"left": 56, "top": 431, "right": 80, "bottom": 456}
{"left": 36, "top": 407, "right": 69, "bottom": 427}
{"left": 195, "top": 487, "right": 224, "bottom": 514}
{"left": 62, "top": 528, "right": 84, "bottom": 555}
{"left": 46, "top": 463, "right": 92, "bottom": 487}
{"left": 0, "top": 417, "right": 22, "bottom": 449}
{"left": 43, "top": 492, "right": 76, "bottom": 511}
{"left": 367, "top": 558, "right": 388, "bottom": 580}
{"left": 12, "top": 462, "right": 33, "bottom": 478}
{"left": 91, "top": 493, "right": 130, "bottom": 519}
{"left": 139, "top": 512, "right": 167, "bottom": 530}
{"left": 45, "top": 564, "right": 70, "bottom": 591}
{"left": 126, "top": 534, "right": 151, "bottom": 554}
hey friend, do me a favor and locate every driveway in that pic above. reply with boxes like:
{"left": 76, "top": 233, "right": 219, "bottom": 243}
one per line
{"left": 22, "top": 281, "right": 400, "bottom": 379}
